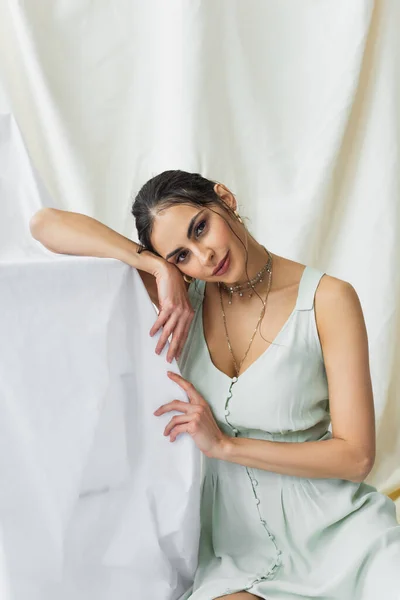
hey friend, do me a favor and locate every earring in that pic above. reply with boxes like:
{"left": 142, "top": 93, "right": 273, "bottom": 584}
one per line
{"left": 183, "top": 274, "right": 194, "bottom": 284}
{"left": 234, "top": 209, "right": 243, "bottom": 224}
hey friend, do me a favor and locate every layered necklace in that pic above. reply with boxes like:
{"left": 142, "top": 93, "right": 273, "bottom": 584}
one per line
{"left": 219, "top": 247, "right": 273, "bottom": 304}
{"left": 217, "top": 246, "right": 273, "bottom": 380}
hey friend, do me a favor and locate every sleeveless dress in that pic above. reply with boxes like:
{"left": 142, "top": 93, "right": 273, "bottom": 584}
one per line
{"left": 176, "top": 266, "right": 400, "bottom": 600}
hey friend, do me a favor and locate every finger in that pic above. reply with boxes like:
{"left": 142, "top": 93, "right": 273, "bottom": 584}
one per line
{"left": 167, "top": 371, "right": 208, "bottom": 406}
{"left": 166, "top": 319, "right": 187, "bottom": 362}
{"left": 164, "top": 414, "right": 190, "bottom": 436}
{"left": 154, "top": 399, "right": 190, "bottom": 415}
{"left": 167, "top": 371, "right": 194, "bottom": 392}
{"left": 155, "top": 314, "right": 179, "bottom": 354}
{"left": 169, "top": 423, "right": 192, "bottom": 442}
{"left": 149, "top": 314, "right": 167, "bottom": 337}
{"left": 149, "top": 308, "right": 172, "bottom": 337}
{"left": 167, "top": 372, "right": 205, "bottom": 406}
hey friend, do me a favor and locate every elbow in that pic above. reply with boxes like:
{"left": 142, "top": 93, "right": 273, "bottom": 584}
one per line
{"left": 350, "top": 453, "right": 375, "bottom": 483}
{"left": 29, "top": 208, "right": 57, "bottom": 240}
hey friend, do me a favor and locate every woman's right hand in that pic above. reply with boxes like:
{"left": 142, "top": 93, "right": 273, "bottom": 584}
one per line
{"left": 149, "top": 262, "right": 195, "bottom": 363}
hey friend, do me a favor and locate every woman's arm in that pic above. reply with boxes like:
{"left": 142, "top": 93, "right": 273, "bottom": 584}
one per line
{"left": 29, "top": 208, "right": 165, "bottom": 282}
{"left": 215, "top": 276, "right": 376, "bottom": 483}
{"left": 29, "top": 208, "right": 194, "bottom": 361}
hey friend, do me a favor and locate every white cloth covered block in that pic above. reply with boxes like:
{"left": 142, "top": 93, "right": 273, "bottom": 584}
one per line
{"left": 0, "top": 112, "right": 201, "bottom": 600}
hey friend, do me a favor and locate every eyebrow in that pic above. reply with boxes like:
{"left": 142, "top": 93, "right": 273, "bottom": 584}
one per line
{"left": 165, "top": 209, "right": 206, "bottom": 261}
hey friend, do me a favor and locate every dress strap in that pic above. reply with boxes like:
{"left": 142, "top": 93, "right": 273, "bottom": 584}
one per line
{"left": 188, "top": 278, "right": 206, "bottom": 311}
{"left": 295, "top": 266, "right": 326, "bottom": 311}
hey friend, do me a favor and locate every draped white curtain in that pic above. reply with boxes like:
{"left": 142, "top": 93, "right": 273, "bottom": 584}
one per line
{"left": 0, "top": 0, "right": 399, "bottom": 595}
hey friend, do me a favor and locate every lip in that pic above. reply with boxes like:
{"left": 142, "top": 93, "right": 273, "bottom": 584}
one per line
{"left": 213, "top": 251, "right": 230, "bottom": 276}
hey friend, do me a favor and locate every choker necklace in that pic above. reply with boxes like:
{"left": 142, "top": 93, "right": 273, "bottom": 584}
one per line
{"left": 219, "top": 246, "right": 272, "bottom": 305}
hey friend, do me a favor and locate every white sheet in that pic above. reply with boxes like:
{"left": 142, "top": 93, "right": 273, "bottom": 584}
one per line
{"left": 0, "top": 115, "right": 201, "bottom": 599}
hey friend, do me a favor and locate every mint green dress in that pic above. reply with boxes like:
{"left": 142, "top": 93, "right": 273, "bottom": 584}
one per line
{"left": 177, "top": 266, "right": 400, "bottom": 600}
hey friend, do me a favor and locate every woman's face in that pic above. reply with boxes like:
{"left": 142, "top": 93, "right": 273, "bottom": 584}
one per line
{"left": 150, "top": 197, "right": 246, "bottom": 283}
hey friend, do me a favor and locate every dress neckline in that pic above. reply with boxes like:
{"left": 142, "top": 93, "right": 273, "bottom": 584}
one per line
{"left": 198, "top": 265, "right": 308, "bottom": 382}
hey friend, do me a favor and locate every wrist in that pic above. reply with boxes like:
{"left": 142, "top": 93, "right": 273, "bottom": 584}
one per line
{"left": 151, "top": 257, "right": 177, "bottom": 279}
{"left": 212, "top": 434, "right": 235, "bottom": 460}
{"left": 128, "top": 246, "right": 170, "bottom": 278}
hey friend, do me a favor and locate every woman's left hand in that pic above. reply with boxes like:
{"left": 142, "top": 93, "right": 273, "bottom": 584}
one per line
{"left": 154, "top": 371, "right": 230, "bottom": 458}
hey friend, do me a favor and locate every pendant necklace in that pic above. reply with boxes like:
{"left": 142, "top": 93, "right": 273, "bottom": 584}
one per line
{"left": 218, "top": 247, "right": 273, "bottom": 435}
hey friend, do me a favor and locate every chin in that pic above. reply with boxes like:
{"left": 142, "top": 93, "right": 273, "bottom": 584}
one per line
{"left": 217, "top": 275, "right": 237, "bottom": 286}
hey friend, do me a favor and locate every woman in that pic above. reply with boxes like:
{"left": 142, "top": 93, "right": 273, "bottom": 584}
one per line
{"left": 30, "top": 170, "right": 400, "bottom": 600}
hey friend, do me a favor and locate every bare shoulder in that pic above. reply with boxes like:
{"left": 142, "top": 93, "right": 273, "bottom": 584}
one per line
{"left": 314, "top": 273, "right": 368, "bottom": 354}
{"left": 315, "top": 273, "right": 363, "bottom": 319}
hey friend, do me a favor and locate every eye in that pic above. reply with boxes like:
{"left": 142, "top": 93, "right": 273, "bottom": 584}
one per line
{"left": 176, "top": 250, "right": 188, "bottom": 264}
{"left": 195, "top": 219, "right": 206, "bottom": 237}
{"left": 175, "top": 219, "right": 207, "bottom": 264}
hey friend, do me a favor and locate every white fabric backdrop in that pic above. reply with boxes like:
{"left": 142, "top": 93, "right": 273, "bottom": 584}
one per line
{"left": 0, "top": 0, "right": 399, "bottom": 595}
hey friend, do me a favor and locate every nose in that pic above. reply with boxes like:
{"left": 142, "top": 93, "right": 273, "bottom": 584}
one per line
{"left": 198, "top": 247, "right": 215, "bottom": 267}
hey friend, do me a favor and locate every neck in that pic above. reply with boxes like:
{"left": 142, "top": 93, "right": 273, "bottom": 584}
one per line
{"left": 230, "top": 239, "right": 270, "bottom": 287}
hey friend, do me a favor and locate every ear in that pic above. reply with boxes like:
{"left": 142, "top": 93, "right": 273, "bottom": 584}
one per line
{"left": 213, "top": 183, "right": 237, "bottom": 212}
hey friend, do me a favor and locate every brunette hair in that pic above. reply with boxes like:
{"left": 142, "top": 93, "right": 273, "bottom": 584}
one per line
{"left": 131, "top": 170, "right": 246, "bottom": 257}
